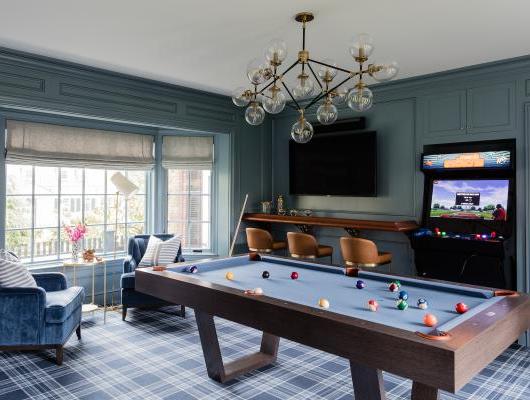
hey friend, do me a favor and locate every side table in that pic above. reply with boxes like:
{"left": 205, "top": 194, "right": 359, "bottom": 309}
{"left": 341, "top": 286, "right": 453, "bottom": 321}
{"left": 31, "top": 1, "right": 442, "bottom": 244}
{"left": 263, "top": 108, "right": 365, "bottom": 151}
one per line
{"left": 62, "top": 259, "right": 107, "bottom": 323}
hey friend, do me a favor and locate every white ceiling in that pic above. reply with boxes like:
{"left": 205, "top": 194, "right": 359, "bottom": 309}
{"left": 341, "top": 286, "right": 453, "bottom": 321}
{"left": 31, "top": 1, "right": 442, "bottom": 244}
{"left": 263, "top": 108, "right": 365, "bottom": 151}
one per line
{"left": 1, "top": 0, "right": 530, "bottom": 95}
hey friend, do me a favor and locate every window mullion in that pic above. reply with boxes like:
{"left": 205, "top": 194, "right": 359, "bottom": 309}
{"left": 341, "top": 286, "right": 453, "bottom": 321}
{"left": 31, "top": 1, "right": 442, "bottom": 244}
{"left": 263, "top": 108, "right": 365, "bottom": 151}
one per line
{"left": 57, "top": 167, "right": 61, "bottom": 260}
{"left": 104, "top": 170, "right": 108, "bottom": 254}
{"left": 31, "top": 166, "right": 35, "bottom": 262}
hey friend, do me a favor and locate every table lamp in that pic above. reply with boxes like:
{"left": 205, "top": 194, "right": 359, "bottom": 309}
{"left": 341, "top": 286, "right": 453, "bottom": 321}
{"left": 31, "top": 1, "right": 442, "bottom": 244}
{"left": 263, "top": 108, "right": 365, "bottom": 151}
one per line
{"left": 110, "top": 172, "right": 138, "bottom": 259}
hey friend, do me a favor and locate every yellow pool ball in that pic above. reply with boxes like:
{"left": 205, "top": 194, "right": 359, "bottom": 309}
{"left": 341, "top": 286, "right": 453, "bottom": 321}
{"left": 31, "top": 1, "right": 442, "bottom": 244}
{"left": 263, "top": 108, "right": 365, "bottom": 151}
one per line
{"left": 225, "top": 271, "right": 234, "bottom": 281}
{"left": 318, "top": 298, "right": 330, "bottom": 309}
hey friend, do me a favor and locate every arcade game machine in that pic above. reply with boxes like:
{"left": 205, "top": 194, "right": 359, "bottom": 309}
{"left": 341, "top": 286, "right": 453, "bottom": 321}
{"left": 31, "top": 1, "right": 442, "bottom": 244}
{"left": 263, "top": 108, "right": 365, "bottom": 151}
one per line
{"left": 411, "top": 139, "right": 515, "bottom": 289}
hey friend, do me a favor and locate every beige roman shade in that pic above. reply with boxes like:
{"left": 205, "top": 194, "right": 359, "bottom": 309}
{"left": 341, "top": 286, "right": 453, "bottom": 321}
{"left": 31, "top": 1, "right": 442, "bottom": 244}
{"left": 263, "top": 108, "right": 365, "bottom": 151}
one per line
{"left": 162, "top": 135, "right": 214, "bottom": 169}
{"left": 5, "top": 120, "right": 155, "bottom": 169}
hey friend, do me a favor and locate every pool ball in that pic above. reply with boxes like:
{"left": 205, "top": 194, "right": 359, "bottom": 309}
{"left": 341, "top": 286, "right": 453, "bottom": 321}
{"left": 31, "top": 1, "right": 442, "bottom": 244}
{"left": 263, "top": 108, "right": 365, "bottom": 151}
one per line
{"left": 225, "top": 271, "right": 234, "bottom": 281}
{"left": 455, "top": 302, "right": 468, "bottom": 314}
{"left": 367, "top": 299, "right": 379, "bottom": 312}
{"left": 398, "top": 290, "right": 409, "bottom": 301}
{"left": 318, "top": 298, "right": 330, "bottom": 309}
{"left": 291, "top": 271, "right": 299, "bottom": 280}
{"left": 389, "top": 283, "right": 399, "bottom": 292}
{"left": 186, "top": 265, "right": 198, "bottom": 274}
{"left": 393, "top": 280, "right": 402, "bottom": 288}
{"left": 423, "top": 313, "right": 438, "bottom": 327}
{"left": 417, "top": 298, "right": 428, "bottom": 310}
{"left": 356, "top": 280, "right": 366, "bottom": 289}
{"left": 262, "top": 271, "right": 270, "bottom": 279}
{"left": 254, "top": 287, "right": 263, "bottom": 295}
{"left": 396, "top": 299, "right": 408, "bottom": 310}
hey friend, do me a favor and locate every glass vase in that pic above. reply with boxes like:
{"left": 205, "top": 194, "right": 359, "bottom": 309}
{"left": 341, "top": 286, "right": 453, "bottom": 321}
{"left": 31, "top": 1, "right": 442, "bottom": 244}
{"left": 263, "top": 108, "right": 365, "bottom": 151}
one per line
{"left": 71, "top": 241, "right": 80, "bottom": 263}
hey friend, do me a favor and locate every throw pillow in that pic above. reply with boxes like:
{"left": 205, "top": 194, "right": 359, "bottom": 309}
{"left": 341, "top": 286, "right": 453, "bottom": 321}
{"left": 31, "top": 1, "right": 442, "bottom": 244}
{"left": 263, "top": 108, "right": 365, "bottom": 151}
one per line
{"left": 0, "top": 258, "right": 37, "bottom": 288}
{"left": 138, "top": 236, "right": 162, "bottom": 267}
{"left": 156, "top": 236, "right": 182, "bottom": 266}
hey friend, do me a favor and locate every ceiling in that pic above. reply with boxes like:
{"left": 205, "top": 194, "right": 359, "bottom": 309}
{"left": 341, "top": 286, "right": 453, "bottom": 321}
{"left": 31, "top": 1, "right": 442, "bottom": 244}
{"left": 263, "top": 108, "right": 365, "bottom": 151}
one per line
{"left": 1, "top": 0, "right": 529, "bottom": 95}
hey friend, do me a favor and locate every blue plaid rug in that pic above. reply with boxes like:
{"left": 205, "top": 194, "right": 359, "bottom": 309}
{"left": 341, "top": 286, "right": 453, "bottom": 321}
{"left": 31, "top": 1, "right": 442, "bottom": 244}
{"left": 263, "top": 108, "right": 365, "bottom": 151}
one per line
{"left": 0, "top": 307, "right": 529, "bottom": 400}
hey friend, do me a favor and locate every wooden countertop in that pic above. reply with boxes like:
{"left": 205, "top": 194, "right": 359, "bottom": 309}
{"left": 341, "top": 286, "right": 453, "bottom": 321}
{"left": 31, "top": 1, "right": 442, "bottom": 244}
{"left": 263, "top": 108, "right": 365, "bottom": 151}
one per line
{"left": 242, "top": 213, "right": 419, "bottom": 233}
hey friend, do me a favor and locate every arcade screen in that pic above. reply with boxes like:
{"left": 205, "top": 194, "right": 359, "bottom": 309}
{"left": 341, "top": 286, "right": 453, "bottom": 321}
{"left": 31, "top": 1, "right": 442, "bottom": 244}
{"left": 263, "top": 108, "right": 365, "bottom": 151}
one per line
{"left": 429, "top": 179, "right": 509, "bottom": 221}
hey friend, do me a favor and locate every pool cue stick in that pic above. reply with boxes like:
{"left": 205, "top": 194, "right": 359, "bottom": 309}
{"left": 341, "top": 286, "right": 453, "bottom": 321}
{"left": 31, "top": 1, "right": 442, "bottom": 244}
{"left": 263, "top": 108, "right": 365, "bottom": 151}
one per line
{"left": 229, "top": 194, "right": 249, "bottom": 256}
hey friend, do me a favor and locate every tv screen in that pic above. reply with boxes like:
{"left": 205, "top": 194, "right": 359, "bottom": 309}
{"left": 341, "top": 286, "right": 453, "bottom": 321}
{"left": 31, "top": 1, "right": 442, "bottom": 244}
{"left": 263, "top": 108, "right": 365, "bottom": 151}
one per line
{"left": 289, "top": 130, "right": 377, "bottom": 196}
{"left": 429, "top": 179, "right": 509, "bottom": 221}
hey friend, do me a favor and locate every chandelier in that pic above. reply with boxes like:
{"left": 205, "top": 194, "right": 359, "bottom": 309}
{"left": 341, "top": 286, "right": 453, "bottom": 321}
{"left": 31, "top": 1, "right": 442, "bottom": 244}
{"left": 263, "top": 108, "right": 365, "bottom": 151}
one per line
{"left": 231, "top": 12, "right": 399, "bottom": 143}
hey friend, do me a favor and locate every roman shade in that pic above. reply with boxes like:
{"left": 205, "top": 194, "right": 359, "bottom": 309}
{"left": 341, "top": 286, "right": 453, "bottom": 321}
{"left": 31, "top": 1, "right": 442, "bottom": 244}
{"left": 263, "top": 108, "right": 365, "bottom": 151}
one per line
{"left": 162, "top": 136, "right": 214, "bottom": 169}
{"left": 5, "top": 120, "right": 155, "bottom": 169}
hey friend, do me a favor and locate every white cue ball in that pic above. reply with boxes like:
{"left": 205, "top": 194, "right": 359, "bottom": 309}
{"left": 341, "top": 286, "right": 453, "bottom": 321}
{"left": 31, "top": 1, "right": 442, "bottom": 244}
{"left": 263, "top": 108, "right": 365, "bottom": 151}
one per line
{"left": 318, "top": 298, "right": 330, "bottom": 309}
{"left": 254, "top": 287, "right": 263, "bottom": 295}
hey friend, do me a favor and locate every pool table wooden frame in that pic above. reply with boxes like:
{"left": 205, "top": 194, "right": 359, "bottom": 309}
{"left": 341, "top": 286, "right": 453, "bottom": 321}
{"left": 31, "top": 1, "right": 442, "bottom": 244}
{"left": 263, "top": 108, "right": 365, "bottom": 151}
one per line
{"left": 135, "top": 254, "right": 530, "bottom": 400}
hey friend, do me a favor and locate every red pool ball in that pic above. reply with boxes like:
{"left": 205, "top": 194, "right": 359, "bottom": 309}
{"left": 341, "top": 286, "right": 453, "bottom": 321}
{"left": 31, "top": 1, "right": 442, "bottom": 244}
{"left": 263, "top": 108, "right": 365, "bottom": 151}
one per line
{"left": 455, "top": 302, "right": 468, "bottom": 314}
{"left": 290, "top": 271, "right": 299, "bottom": 280}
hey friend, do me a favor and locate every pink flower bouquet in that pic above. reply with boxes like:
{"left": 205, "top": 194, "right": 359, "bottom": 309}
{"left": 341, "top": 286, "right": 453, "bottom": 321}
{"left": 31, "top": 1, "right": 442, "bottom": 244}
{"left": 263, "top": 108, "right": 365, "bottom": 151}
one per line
{"left": 64, "top": 223, "right": 87, "bottom": 243}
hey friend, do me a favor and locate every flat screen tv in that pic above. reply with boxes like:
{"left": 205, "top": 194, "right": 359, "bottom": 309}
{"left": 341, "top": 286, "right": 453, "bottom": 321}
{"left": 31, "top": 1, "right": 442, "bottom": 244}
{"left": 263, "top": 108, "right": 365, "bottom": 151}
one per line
{"left": 429, "top": 179, "right": 509, "bottom": 221}
{"left": 289, "top": 130, "right": 377, "bottom": 196}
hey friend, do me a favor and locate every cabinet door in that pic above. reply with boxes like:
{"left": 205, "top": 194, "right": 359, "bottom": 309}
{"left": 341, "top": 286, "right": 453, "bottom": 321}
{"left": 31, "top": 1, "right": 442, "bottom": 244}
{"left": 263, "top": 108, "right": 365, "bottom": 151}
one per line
{"left": 467, "top": 82, "right": 515, "bottom": 134}
{"left": 423, "top": 90, "right": 466, "bottom": 137}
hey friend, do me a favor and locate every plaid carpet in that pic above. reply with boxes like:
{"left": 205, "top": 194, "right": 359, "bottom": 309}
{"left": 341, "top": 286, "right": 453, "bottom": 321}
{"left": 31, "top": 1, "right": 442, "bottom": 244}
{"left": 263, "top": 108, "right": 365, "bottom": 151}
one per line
{"left": 0, "top": 307, "right": 529, "bottom": 400}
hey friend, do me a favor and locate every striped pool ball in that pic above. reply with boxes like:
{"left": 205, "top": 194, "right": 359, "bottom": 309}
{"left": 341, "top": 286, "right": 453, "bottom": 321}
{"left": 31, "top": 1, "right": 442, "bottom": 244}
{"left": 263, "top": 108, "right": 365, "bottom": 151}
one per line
{"left": 367, "top": 299, "right": 379, "bottom": 312}
{"left": 396, "top": 299, "right": 408, "bottom": 310}
{"left": 417, "top": 298, "right": 428, "bottom": 310}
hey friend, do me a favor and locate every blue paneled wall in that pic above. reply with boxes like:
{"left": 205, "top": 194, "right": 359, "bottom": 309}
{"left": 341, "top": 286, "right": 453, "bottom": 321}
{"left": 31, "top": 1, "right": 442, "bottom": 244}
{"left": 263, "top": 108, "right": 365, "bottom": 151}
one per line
{"left": 270, "top": 56, "right": 530, "bottom": 298}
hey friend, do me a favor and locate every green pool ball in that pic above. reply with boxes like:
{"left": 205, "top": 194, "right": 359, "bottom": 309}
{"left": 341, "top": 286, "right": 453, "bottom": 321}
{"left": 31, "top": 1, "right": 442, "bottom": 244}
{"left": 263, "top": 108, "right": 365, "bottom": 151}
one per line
{"left": 396, "top": 299, "right": 408, "bottom": 310}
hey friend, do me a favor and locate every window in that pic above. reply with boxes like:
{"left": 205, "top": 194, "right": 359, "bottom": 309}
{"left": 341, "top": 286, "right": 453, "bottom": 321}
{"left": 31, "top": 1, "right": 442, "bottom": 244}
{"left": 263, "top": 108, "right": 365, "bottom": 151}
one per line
{"left": 5, "top": 165, "right": 147, "bottom": 263}
{"left": 167, "top": 169, "right": 212, "bottom": 252}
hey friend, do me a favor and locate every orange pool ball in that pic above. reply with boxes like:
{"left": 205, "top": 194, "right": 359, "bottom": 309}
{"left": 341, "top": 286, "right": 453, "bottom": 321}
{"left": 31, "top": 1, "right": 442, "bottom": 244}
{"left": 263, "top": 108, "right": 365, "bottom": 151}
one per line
{"left": 225, "top": 271, "right": 234, "bottom": 281}
{"left": 423, "top": 313, "right": 438, "bottom": 327}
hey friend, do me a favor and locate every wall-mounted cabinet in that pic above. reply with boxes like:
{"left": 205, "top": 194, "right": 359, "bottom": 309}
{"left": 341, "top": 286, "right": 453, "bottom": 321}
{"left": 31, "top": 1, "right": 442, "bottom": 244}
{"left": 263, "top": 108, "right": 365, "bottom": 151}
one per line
{"left": 422, "top": 81, "right": 515, "bottom": 138}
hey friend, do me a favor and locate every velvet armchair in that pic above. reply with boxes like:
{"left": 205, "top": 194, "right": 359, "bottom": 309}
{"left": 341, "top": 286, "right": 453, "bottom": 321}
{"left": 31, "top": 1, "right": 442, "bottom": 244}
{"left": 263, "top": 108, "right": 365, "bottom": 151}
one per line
{"left": 0, "top": 272, "right": 85, "bottom": 365}
{"left": 121, "top": 234, "right": 185, "bottom": 320}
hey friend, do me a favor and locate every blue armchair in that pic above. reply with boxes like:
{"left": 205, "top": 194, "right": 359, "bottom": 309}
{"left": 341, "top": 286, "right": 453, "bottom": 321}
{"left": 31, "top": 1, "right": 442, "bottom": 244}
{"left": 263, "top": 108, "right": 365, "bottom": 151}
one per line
{"left": 0, "top": 272, "right": 85, "bottom": 365}
{"left": 121, "top": 234, "right": 185, "bottom": 320}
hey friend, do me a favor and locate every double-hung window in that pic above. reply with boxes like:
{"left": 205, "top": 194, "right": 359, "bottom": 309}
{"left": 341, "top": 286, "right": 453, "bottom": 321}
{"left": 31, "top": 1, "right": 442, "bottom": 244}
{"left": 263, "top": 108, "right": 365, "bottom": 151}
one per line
{"left": 4, "top": 120, "right": 154, "bottom": 263}
{"left": 163, "top": 136, "right": 214, "bottom": 253}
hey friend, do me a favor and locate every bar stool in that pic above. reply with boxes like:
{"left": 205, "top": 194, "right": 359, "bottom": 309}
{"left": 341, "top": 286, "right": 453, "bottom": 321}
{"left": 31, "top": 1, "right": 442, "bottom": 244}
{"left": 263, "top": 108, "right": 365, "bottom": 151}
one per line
{"left": 287, "top": 232, "right": 333, "bottom": 263}
{"left": 245, "top": 228, "right": 287, "bottom": 254}
{"left": 340, "top": 237, "right": 392, "bottom": 273}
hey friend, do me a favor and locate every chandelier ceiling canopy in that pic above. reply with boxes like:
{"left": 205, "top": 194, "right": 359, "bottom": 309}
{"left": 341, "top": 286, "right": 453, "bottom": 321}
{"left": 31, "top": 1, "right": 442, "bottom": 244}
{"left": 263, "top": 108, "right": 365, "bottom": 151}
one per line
{"left": 232, "top": 11, "right": 399, "bottom": 143}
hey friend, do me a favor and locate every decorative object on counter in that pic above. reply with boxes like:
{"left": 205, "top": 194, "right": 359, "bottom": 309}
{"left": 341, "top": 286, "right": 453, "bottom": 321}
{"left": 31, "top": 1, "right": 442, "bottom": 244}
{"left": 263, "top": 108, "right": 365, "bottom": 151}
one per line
{"left": 231, "top": 11, "right": 398, "bottom": 143}
{"left": 260, "top": 201, "right": 272, "bottom": 214}
{"left": 82, "top": 249, "right": 102, "bottom": 263}
{"left": 64, "top": 224, "right": 87, "bottom": 263}
{"left": 289, "top": 209, "right": 313, "bottom": 217}
{"left": 276, "top": 194, "right": 286, "bottom": 215}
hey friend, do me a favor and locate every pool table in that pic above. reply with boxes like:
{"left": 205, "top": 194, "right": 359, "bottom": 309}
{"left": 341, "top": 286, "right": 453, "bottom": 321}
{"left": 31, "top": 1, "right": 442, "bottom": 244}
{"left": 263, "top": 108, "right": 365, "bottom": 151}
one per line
{"left": 135, "top": 254, "right": 530, "bottom": 400}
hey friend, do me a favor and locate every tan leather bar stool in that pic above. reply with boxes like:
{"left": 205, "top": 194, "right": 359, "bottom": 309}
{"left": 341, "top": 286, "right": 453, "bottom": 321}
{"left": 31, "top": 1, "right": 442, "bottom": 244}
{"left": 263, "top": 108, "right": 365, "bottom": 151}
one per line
{"left": 340, "top": 237, "right": 392, "bottom": 273}
{"left": 287, "top": 232, "right": 333, "bottom": 263}
{"left": 245, "top": 228, "right": 287, "bottom": 254}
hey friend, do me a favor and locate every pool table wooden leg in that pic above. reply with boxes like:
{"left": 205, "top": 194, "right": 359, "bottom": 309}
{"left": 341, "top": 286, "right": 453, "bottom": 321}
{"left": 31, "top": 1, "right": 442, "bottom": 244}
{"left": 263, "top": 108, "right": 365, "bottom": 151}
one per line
{"left": 349, "top": 360, "right": 386, "bottom": 400}
{"left": 411, "top": 382, "right": 439, "bottom": 400}
{"left": 195, "top": 310, "right": 280, "bottom": 383}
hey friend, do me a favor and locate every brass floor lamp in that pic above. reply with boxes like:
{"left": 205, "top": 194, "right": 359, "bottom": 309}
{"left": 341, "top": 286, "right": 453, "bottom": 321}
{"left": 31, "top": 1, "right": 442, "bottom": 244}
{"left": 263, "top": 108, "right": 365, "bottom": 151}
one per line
{"left": 110, "top": 172, "right": 138, "bottom": 259}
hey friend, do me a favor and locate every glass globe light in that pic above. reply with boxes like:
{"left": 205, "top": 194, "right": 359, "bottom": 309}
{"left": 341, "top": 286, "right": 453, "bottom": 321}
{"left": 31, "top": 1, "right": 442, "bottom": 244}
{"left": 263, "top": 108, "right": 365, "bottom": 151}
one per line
{"left": 263, "top": 86, "right": 286, "bottom": 114}
{"left": 291, "top": 117, "right": 314, "bottom": 143}
{"left": 349, "top": 33, "right": 374, "bottom": 61}
{"left": 317, "top": 99, "right": 338, "bottom": 125}
{"left": 231, "top": 87, "right": 251, "bottom": 107}
{"left": 332, "top": 86, "right": 349, "bottom": 105}
{"left": 245, "top": 102, "right": 265, "bottom": 125}
{"left": 247, "top": 58, "right": 272, "bottom": 85}
{"left": 265, "top": 39, "right": 287, "bottom": 66}
{"left": 317, "top": 58, "right": 337, "bottom": 81}
{"left": 371, "top": 61, "right": 399, "bottom": 82}
{"left": 347, "top": 85, "right": 374, "bottom": 112}
{"left": 292, "top": 73, "right": 315, "bottom": 99}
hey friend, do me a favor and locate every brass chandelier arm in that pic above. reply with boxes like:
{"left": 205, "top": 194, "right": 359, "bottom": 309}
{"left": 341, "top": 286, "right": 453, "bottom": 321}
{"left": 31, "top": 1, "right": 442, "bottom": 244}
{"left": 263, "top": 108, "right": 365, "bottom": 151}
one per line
{"left": 257, "top": 59, "right": 300, "bottom": 96}
{"left": 280, "top": 79, "right": 302, "bottom": 110}
{"left": 303, "top": 73, "right": 356, "bottom": 111}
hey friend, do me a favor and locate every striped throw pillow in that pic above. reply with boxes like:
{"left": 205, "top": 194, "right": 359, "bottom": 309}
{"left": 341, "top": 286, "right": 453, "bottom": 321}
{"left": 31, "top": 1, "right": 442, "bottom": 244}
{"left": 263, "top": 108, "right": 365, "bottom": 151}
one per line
{"left": 0, "top": 258, "right": 37, "bottom": 288}
{"left": 139, "top": 236, "right": 162, "bottom": 267}
{"left": 156, "top": 236, "right": 182, "bottom": 266}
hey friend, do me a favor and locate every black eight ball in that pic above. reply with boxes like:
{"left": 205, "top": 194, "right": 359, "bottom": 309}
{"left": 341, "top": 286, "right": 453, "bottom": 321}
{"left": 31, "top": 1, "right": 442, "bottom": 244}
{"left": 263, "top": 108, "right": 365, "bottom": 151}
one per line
{"left": 262, "top": 271, "right": 270, "bottom": 279}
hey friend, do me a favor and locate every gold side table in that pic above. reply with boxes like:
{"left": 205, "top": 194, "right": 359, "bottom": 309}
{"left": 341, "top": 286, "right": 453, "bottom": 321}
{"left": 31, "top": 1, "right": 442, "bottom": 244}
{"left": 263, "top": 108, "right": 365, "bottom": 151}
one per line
{"left": 62, "top": 259, "right": 107, "bottom": 324}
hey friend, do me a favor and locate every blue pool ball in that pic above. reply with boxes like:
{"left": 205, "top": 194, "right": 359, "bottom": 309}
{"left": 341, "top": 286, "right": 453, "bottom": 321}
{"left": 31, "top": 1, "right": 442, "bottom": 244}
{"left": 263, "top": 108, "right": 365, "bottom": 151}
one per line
{"left": 262, "top": 271, "right": 270, "bottom": 279}
{"left": 186, "top": 265, "right": 198, "bottom": 274}
{"left": 398, "top": 290, "right": 408, "bottom": 301}
{"left": 417, "top": 298, "right": 428, "bottom": 310}
{"left": 356, "top": 280, "right": 366, "bottom": 289}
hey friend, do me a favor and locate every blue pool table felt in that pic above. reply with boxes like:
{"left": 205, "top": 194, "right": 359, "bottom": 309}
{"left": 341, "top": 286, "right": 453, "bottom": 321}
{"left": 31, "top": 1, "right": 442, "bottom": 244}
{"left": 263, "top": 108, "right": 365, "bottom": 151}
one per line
{"left": 168, "top": 256, "right": 501, "bottom": 334}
